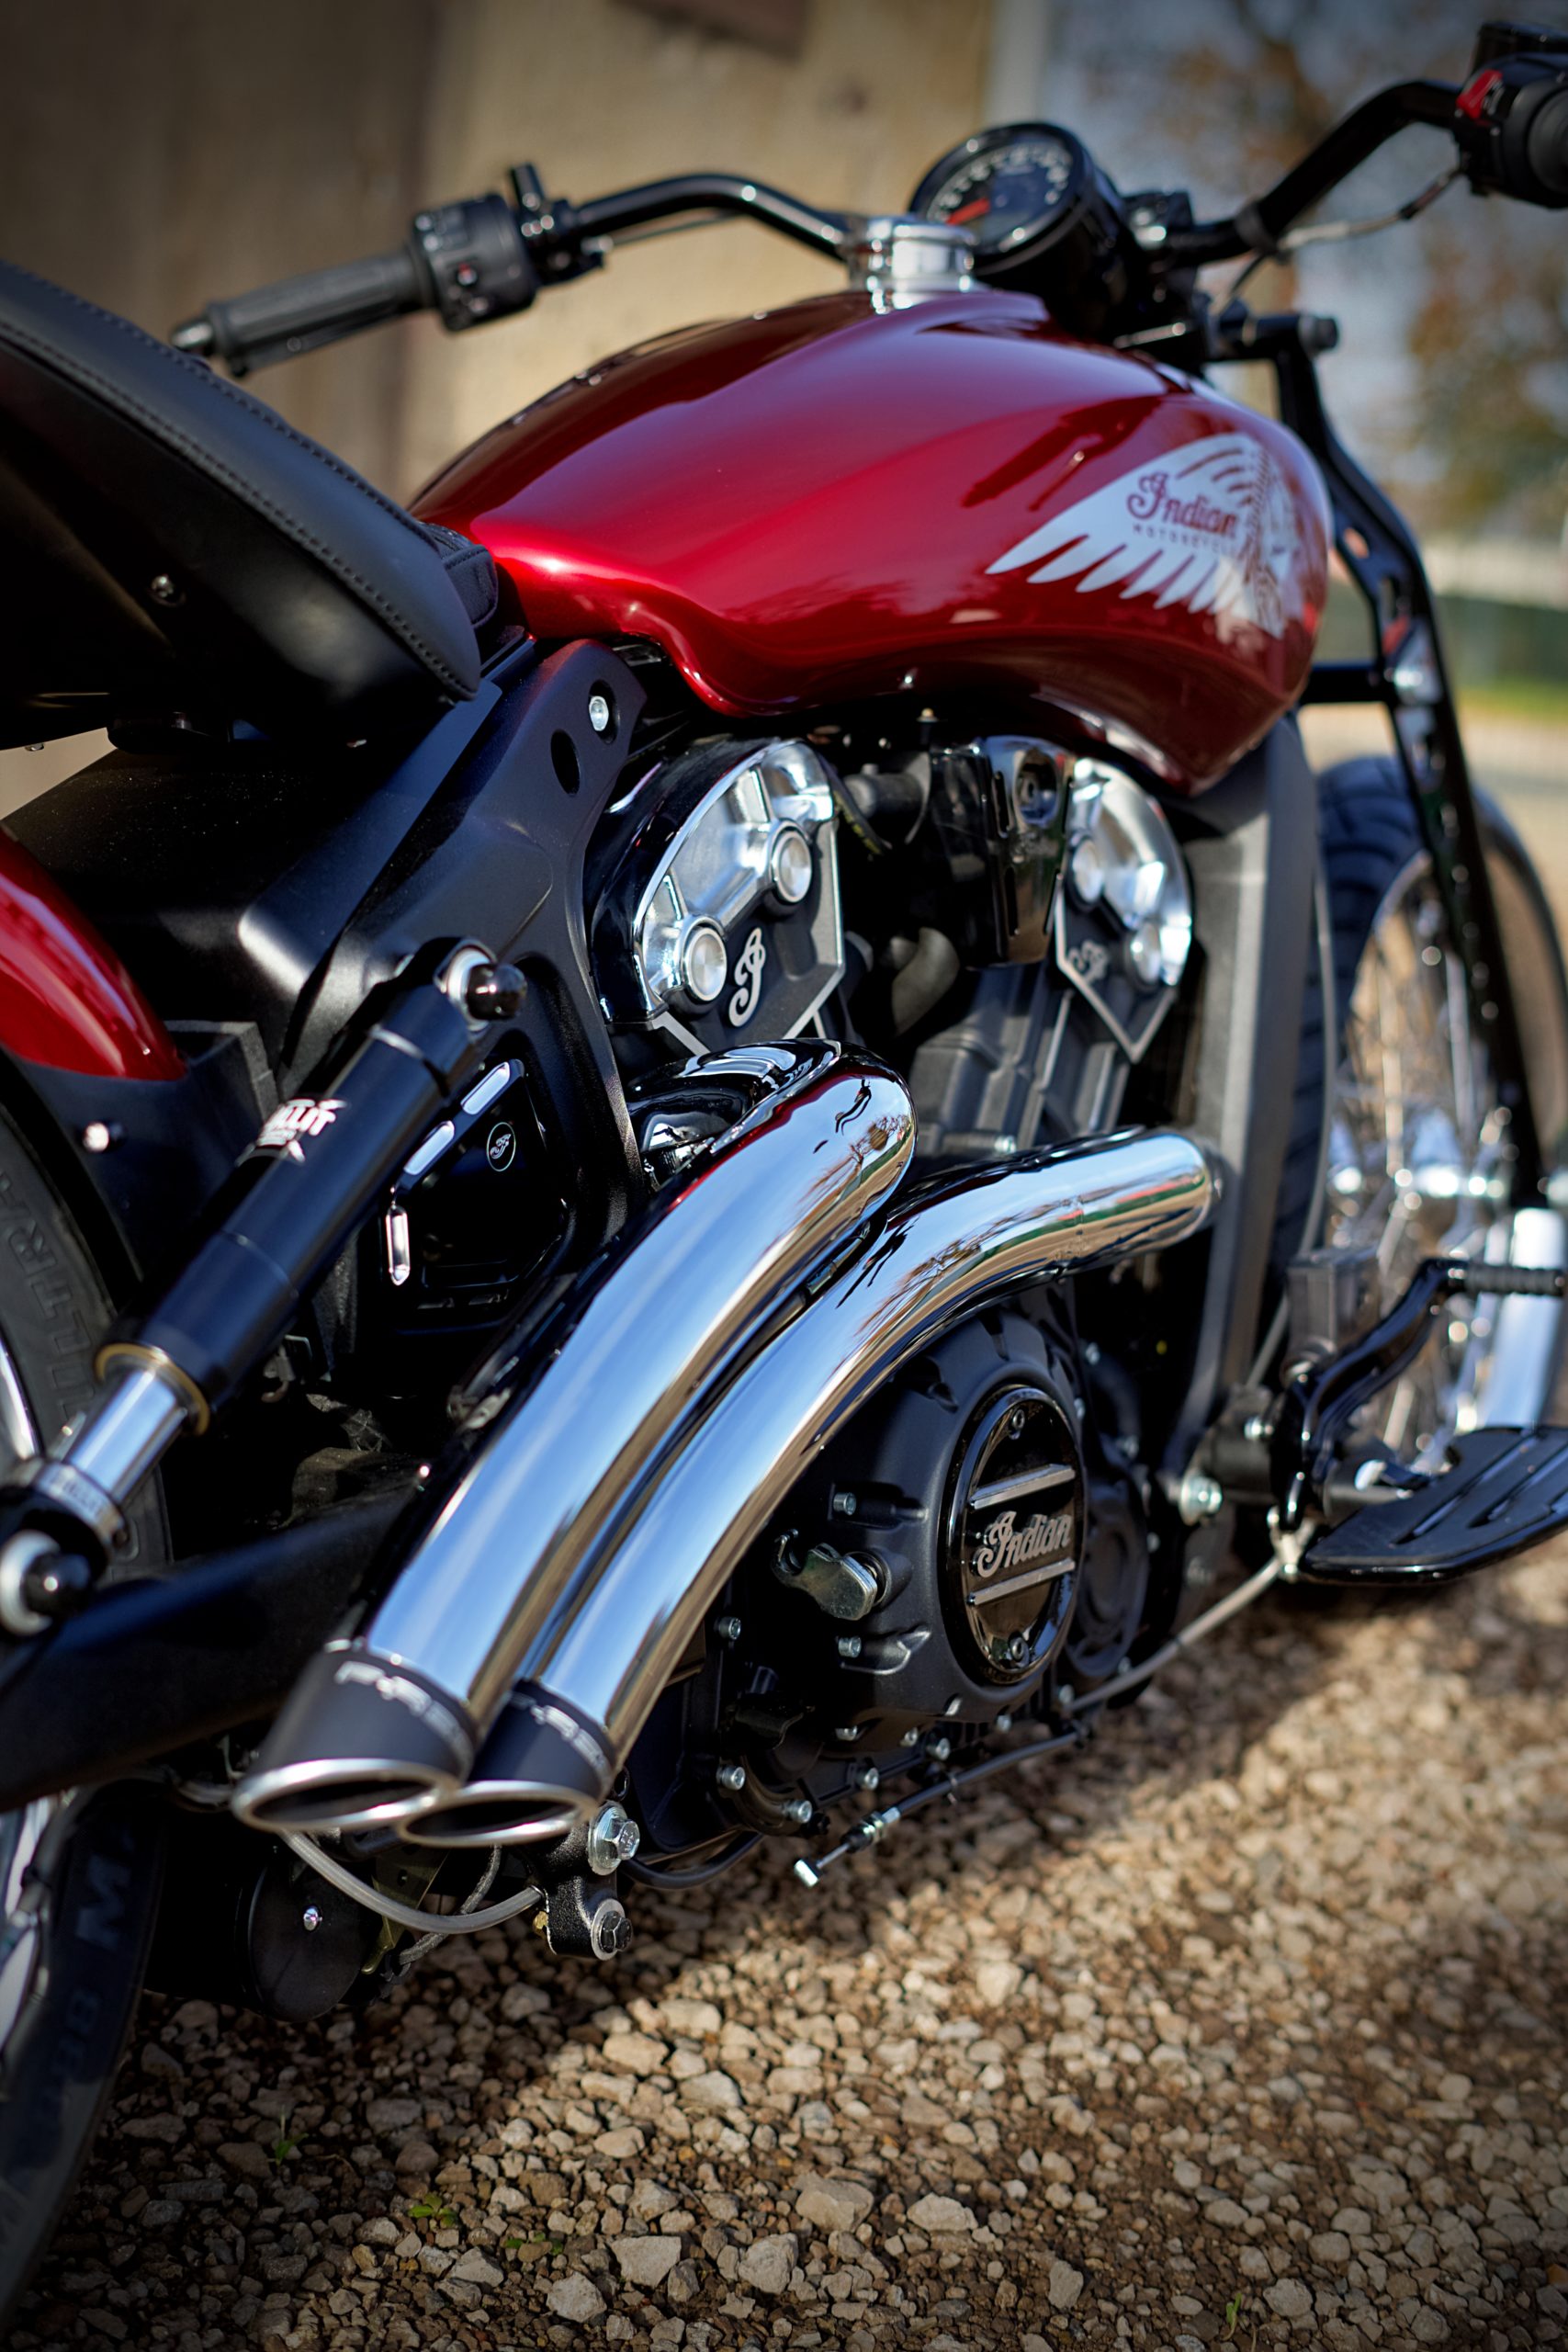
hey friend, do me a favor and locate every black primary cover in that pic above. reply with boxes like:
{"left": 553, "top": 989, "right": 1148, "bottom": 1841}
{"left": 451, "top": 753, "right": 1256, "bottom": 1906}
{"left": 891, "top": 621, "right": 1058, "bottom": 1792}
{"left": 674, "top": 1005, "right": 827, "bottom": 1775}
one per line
{"left": 0, "top": 261, "right": 492, "bottom": 747}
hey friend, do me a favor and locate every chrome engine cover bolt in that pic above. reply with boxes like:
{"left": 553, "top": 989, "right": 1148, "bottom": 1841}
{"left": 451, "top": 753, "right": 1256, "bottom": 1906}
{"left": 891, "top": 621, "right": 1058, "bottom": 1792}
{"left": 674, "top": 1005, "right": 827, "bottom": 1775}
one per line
{"left": 994, "top": 1713, "right": 1013, "bottom": 1733}
{"left": 678, "top": 919, "right": 728, "bottom": 1006}
{"left": 925, "top": 1736, "right": 952, "bottom": 1763}
{"left": 768, "top": 823, "right": 814, "bottom": 906}
{"left": 852, "top": 1763, "right": 881, "bottom": 1792}
{"left": 714, "top": 1614, "right": 742, "bottom": 1644}
{"left": 833, "top": 1724, "right": 863, "bottom": 1741}
{"left": 1128, "top": 917, "right": 1166, "bottom": 989}
{"left": 784, "top": 1797, "right": 815, "bottom": 1826}
{"left": 586, "top": 1801, "right": 642, "bottom": 1877}
{"left": 1178, "top": 1467, "right": 1224, "bottom": 1524}
{"left": 836, "top": 1634, "right": 863, "bottom": 1660}
{"left": 301, "top": 1905, "right": 322, "bottom": 1933}
{"left": 831, "top": 1488, "right": 858, "bottom": 1517}
{"left": 586, "top": 691, "right": 615, "bottom": 736}
{"left": 1067, "top": 832, "right": 1106, "bottom": 908}
{"left": 899, "top": 1726, "right": 922, "bottom": 1747}
{"left": 716, "top": 1762, "right": 748, "bottom": 1792}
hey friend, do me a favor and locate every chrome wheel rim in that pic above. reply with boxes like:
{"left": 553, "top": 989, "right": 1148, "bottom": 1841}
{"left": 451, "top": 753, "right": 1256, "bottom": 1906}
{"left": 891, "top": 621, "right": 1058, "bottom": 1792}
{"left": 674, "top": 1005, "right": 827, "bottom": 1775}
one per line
{"left": 1324, "top": 851, "right": 1565, "bottom": 1464}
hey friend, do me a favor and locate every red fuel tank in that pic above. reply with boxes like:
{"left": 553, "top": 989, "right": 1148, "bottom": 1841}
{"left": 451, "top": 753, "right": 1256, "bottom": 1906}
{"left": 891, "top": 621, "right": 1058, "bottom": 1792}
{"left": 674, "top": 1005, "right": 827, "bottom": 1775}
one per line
{"left": 419, "top": 288, "right": 1330, "bottom": 792}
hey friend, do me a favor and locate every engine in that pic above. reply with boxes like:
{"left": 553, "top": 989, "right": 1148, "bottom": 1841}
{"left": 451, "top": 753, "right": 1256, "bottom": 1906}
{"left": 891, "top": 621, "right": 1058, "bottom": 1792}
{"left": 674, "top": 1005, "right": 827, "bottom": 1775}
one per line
{"left": 583, "top": 724, "right": 1194, "bottom": 1860}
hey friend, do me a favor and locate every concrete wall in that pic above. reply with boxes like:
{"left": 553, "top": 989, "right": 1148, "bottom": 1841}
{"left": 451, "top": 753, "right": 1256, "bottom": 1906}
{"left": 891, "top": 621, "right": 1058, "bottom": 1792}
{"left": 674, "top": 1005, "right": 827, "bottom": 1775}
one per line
{"left": 0, "top": 0, "right": 991, "bottom": 806}
{"left": 0, "top": 0, "right": 990, "bottom": 501}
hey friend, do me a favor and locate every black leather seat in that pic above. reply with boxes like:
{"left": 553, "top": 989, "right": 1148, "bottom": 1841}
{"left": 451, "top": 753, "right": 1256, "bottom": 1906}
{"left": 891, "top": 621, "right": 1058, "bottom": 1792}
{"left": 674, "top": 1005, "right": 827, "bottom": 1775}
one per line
{"left": 0, "top": 261, "right": 499, "bottom": 748}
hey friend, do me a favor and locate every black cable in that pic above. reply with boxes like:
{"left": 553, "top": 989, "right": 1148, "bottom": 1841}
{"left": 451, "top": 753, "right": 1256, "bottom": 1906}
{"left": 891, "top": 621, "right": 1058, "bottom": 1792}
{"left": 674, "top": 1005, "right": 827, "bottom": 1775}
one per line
{"left": 625, "top": 1832, "right": 762, "bottom": 1888}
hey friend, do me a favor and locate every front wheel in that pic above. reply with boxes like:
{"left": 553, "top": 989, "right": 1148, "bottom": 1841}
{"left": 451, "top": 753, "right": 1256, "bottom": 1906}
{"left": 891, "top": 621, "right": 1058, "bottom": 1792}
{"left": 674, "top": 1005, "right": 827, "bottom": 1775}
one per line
{"left": 1280, "top": 754, "right": 1568, "bottom": 1458}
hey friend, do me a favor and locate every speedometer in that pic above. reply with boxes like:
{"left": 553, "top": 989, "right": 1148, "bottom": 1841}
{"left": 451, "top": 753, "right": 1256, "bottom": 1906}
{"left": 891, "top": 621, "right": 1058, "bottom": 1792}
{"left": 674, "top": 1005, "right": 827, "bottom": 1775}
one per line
{"left": 911, "top": 126, "right": 1086, "bottom": 260}
{"left": 908, "top": 120, "right": 1137, "bottom": 336}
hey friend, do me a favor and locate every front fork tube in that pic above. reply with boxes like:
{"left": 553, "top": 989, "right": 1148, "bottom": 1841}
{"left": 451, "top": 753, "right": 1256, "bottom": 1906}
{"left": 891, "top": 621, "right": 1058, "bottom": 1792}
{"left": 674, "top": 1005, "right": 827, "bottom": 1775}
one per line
{"left": 0, "top": 943, "right": 522, "bottom": 1636}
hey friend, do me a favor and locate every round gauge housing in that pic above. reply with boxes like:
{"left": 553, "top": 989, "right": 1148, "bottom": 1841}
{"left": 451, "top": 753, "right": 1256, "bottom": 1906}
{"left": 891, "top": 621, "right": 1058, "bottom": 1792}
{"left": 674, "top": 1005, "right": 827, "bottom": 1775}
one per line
{"left": 908, "top": 120, "right": 1135, "bottom": 334}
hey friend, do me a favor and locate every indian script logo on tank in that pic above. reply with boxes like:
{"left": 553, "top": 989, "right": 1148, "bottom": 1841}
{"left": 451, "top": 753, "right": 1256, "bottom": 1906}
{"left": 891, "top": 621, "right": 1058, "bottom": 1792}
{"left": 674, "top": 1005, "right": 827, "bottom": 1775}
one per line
{"left": 987, "top": 431, "right": 1302, "bottom": 639}
{"left": 972, "top": 1506, "right": 1075, "bottom": 1580}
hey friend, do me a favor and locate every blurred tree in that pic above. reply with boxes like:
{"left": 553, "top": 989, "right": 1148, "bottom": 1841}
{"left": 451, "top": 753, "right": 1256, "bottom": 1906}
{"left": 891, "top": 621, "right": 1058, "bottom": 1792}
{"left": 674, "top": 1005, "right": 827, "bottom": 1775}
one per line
{"left": 1059, "top": 0, "right": 1568, "bottom": 535}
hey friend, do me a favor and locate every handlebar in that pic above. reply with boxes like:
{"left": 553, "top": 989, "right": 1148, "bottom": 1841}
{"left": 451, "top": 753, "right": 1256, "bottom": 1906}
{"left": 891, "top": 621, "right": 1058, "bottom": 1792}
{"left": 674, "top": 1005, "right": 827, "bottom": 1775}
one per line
{"left": 172, "top": 24, "right": 1568, "bottom": 379}
{"left": 172, "top": 246, "right": 426, "bottom": 371}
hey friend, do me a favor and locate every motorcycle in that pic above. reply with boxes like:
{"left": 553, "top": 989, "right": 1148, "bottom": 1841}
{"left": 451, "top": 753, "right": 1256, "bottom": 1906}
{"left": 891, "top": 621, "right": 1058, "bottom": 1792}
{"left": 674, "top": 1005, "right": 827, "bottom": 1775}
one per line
{"left": 4, "top": 17, "right": 1568, "bottom": 2317}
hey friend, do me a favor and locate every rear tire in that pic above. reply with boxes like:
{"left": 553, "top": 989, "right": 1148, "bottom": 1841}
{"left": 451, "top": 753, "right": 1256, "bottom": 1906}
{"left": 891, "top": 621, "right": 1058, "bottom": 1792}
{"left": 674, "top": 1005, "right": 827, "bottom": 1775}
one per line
{"left": 0, "top": 1102, "right": 166, "bottom": 2327}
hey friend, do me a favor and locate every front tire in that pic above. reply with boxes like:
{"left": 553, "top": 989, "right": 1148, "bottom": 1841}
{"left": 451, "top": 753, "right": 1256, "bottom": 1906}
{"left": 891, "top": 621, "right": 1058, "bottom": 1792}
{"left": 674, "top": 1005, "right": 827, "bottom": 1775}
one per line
{"left": 1278, "top": 754, "right": 1568, "bottom": 1450}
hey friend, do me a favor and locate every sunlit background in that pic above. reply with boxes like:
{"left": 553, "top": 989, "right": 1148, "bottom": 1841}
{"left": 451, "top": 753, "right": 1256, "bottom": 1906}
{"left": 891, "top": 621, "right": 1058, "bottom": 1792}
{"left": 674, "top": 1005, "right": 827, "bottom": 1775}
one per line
{"left": 2, "top": 0, "right": 1563, "bottom": 898}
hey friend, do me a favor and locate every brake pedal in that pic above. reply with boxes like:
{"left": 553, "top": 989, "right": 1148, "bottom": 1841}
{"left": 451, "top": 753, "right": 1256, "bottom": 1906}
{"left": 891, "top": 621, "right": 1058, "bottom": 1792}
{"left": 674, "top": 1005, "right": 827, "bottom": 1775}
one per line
{"left": 1299, "top": 1425, "right": 1568, "bottom": 1586}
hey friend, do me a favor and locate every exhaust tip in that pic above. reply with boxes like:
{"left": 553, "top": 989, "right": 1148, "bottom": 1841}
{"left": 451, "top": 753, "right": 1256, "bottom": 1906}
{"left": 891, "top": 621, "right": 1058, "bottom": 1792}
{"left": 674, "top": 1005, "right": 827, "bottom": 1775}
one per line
{"left": 231, "top": 1646, "right": 475, "bottom": 1835}
{"left": 395, "top": 1684, "right": 611, "bottom": 1849}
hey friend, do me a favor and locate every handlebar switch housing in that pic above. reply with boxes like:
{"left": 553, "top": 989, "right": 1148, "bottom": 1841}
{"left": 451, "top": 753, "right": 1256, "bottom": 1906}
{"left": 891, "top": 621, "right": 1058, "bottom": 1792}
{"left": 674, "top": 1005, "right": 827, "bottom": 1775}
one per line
{"left": 1455, "top": 23, "right": 1568, "bottom": 208}
{"left": 412, "top": 194, "right": 539, "bottom": 331}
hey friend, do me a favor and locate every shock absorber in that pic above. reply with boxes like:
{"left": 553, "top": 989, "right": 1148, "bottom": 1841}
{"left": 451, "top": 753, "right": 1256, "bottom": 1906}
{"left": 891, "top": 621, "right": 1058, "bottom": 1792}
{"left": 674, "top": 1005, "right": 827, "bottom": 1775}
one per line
{"left": 0, "top": 944, "right": 524, "bottom": 1637}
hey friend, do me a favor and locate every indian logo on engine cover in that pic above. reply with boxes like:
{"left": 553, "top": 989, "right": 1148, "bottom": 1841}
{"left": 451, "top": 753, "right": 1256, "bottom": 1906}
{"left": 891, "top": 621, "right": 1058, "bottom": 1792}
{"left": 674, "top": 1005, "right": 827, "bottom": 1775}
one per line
{"left": 972, "top": 1507, "right": 1075, "bottom": 1581}
{"left": 987, "top": 430, "right": 1303, "bottom": 639}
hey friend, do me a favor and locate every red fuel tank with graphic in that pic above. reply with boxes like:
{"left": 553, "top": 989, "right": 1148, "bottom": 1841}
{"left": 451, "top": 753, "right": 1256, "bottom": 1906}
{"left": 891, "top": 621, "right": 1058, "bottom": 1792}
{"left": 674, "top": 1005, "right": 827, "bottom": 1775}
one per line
{"left": 418, "top": 288, "right": 1330, "bottom": 792}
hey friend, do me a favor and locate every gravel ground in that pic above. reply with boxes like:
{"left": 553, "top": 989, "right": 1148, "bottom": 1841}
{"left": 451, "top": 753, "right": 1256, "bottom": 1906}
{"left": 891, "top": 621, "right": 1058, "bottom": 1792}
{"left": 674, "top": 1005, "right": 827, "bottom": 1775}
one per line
{"left": 15, "top": 1536, "right": 1568, "bottom": 2352}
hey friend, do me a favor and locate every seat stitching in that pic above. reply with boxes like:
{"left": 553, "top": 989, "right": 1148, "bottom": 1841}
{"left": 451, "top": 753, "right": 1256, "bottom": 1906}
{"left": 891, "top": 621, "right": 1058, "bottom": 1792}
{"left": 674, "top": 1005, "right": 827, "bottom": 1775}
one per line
{"left": 0, "top": 264, "right": 427, "bottom": 535}
{"left": 0, "top": 316, "right": 470, "bottom": 695}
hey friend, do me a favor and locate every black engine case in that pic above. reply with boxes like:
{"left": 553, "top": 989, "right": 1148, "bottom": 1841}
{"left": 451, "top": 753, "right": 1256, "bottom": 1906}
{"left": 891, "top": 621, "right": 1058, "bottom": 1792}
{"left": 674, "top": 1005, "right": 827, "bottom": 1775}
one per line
{"left": 769, "top": 1310, "right": 1084, "bottom": 1744}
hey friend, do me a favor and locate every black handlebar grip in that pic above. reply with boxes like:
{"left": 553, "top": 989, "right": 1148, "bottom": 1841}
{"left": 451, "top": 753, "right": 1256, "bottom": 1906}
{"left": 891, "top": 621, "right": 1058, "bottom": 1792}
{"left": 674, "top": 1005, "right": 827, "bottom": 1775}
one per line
{"left": 175, "top": 245, "right": 428, "bottom": 375}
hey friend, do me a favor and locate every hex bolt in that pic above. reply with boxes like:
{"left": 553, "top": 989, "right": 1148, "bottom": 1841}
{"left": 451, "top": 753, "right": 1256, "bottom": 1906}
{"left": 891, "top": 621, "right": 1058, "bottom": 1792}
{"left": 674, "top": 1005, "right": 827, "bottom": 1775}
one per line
{"left": 586, "top": 1801, "right": 641, "bottom": 1877}
{"left": 301, "top": 1906, "right": 322, "bottom": 1934}
{"left": 852, "top": 1763, "right": 880, "bottom": 1792}
{"left": 1005, "top": 1633, "right": 1030, "bottom": 1667}
{"left": 784, "top": 1797, "right": 815, "bottom": 1826}
{"left": 714, "top": 1614, "right": 743, "bottom": 1644}
{"left": 926, "top": 1736, "right": 952, "bottom": 1763}
{"left": 831, "top": 1488, "right": 858, "bottom": 1516}
{"left": 716, "top": 1762, "right": 748, "bottom": 1792}
{"left": 589, "top": 1898, "right": 630, "bottom": 1960}
{"left": 1009, "top": 1408, "right": 1028, "bottom": 1435}
{"left": 836, "top": 1634, "right": 863, "bottom": 1660}
{"left": 1178, "top": 1469, "right": 1224, "bottom": 1525}
{"left": 586, "top": 691, "right": 615, "bottom": 737}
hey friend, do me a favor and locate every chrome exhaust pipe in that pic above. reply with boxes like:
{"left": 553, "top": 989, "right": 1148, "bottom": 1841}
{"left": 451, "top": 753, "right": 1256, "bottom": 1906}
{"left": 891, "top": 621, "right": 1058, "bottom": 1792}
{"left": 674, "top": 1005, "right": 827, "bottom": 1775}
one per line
{"left": 398, "top": 1125, "right": 1216, "bottom": 1849}
{"left": 231, "top": 1043, "right": 916, "bottom": 1833}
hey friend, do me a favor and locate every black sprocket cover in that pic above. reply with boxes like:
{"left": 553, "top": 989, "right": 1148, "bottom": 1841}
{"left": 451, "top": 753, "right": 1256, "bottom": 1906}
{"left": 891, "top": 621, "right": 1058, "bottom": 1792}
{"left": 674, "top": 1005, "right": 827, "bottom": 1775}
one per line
{"left": 769, "top": 1309, "right": 1085, "bottom": 1740}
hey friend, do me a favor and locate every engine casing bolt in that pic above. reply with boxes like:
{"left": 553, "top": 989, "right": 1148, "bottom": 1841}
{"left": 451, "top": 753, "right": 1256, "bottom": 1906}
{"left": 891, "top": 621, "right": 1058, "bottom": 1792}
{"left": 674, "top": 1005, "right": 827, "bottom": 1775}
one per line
{"left": 301, "top": 1905, "right": 322, "bottom": 1933}
{"left": 852, "top": 1763, "right": 881, "bottom": 1792}
{"left": 833, "top": 1724, "right": 863, "bottom": 1741}
{"left": 1004, "top": 1632, "right": 1030, "bottom": 1666}
{"left": 995, "top": 1713, "right": 1013, "bottom": 1733}
{"left": 784, "top": 1797, "right": 815, "bottom": 1826}
{"left": 586, "top": 691, "right": 615, "bottom": 736}
{"left": 716, "top": 1762, "right": 748, "bottom": 1792}
{"left": 831, "top": 1488, "right": 858, "bottom": 1516}
{"left": 836, "top": 1634, "right": 863, "bottom": 1660}
{"left": 714, "top": 1614, "right": 742, "bottom": 1644}
{"left": 926, "top": 1736, "right": 952, "bottom": 1763}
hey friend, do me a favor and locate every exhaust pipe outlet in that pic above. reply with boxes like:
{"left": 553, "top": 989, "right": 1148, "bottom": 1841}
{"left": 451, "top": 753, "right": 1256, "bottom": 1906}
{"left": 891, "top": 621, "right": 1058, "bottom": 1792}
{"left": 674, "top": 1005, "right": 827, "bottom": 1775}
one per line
{"left": 390, "top": 1125, "right": 1218, "bottom": 1851}
{"left": 232, "top": 1043, "right": 916, "bottom": 1834}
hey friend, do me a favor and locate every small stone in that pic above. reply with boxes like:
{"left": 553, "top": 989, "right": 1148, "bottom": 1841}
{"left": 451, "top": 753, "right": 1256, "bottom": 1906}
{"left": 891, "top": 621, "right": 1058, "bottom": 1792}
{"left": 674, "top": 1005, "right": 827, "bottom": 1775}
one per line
{"left": 795, "top": 2175, "right": 874, "bottom": 2233}
{"left": 1266, "top": 2278, "right": 1313, "bottom": 2319}
{"left": 394, "top": 2138, "right": 439, "bottom": 2178}
{"left": 615, "top": 2234, "right": 683, "bottom": 2289}
{"left": 1047, "top": 2258, "right": 1084, "bottom": 2311}
{"left": 603, "top": 2031, "right": 668, "bottom": 2077}
{"left": 547, "top": 2272, "right": 606, "bottom": 2322}
{"left": 1207, "top": 2199, "right": 1250, "bottom": 2229}
{"left": 908, "top": 2195, "right": 976, "bottom": 2235}
{"left": 366, "top": 2097, "right": 422, "bottom": 2132}
{"left": 739, "top": 2233, "right": 797, "bottom": 2294}
{"left": 681, "top": 2070, "right": 742, "bottom": 2113}
{"left": 974, "top": 1959, "right": 1022, "bottom": 2006}
{"left": 449, "top": 2251, "right": 504, "bottom": 2287}
{"left": 218, "top": 2141, "right": 272, "bottom": 2180}
{"left": 1311, "top": 2231, "right": 1352, "bottom": 2264}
